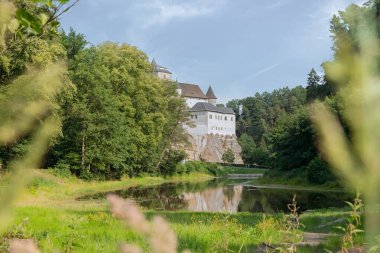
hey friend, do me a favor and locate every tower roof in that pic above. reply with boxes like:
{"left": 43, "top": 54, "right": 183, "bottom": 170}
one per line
{"left": 206, "top": 86, "right": 217, "bottom": 99}
{"left": 151, "top": 59, "right": 172, "bottom": 74}
{"left": 189, "top": 102, "right": 235, "bottom": 115}
{"left": 178, "top": 83, "right": 208, "bottom": 99}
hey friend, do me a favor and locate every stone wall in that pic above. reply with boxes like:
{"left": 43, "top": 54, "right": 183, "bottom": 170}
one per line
{"left": 185, "top": 134, "right": 243, "bottom": 164}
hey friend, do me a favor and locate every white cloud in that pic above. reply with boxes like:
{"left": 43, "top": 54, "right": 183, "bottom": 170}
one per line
{"left": 137, "top": 0, "right": 225, "bottom": 27}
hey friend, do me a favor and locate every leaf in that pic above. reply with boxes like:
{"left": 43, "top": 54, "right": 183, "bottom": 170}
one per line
{"left": 344, "top": 201, "right": 355, "bottom": 209}
{"left": 352, "top": 229, "right": 364, "bottom": 234}
{"left": 7, "top": 19, "right": 19, "bottom": 33}
{"left": 335, "top": 226, "right": 346, "bottom": 232}
{"left": 39, "top": 13, "right": 48, "bottom": 25}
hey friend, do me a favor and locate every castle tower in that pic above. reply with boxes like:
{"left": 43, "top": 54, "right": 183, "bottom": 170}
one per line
{"left": 206, "top": 86, "right": 217, "bottom": 105}
{"left": 152, "top": 59, "right": 172, "bottom": 80}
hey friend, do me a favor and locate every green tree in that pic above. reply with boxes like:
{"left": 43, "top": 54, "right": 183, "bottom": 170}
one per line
{"left": 50, "top": 43, "right": 188, "bottom": 179}
{"left": 0, "top": 0, "right": 75, "bottom": 166}
{"left": 222, "top": 148, "right": 235, "bottom": 164}
{"left": 269, "top": 108, "right": 317, "bottom": 172}
{"left": 306, "top": 68, "right": 322, "bottom": 102}
{"left": 0, "top": 0, "right": 79, "bottom": 84}
{"left": 61, "top": 27, "right": 87, "bottom": 60}
{"left": 155, "top": 80, "right": 191, "bottom": 171}
{"left": 239, "top": 133, "right": 269, "bottom": 166}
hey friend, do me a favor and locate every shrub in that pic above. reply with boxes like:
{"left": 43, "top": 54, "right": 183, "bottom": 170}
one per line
{"left": 306, "top": 157, "right": 335, "bottom": 184}
{"left": 159, "top": 150, "right": 187, "bottom": 176}
{"left": 222, "top": 148, "right": 235, "bottom": 164}
{"left": 50, "top": 161, "right": 73, "bottom": 178}
{"left": 179, "top": 161, "right": 219, "bottom": 175}
{"left": 175, "top": 163, "right": 187, "bottom": 175}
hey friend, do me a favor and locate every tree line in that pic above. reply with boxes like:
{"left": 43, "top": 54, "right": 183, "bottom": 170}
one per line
{"left": 228, "top": 0, "right": 378, "bottom": 185}
{"left": 1, "top": 0, "right": 377, "bottom": 183}
{"left": 0, "top": 0, "right": 189, "bottom": 180}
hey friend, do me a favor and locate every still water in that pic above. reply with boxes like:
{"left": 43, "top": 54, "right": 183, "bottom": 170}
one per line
{"left": 80, "top": 178, "right": 354, "bottom": 213}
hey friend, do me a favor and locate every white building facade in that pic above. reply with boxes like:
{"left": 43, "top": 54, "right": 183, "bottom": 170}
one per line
{"left": 185, "top": 104, "right": 236, "bottom": 136}
{"left": 152, "top": 59, "right": 172, "bottom": 80}
{"left": 152, "top": 60, "right": 236, "bottom": 137}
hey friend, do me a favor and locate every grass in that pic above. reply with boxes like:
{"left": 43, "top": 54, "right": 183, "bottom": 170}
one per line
{"left": 5, "top": 206, "right": 357, "bottom": 253}
{"left": 6, "top": 207, "right": 283, "bottom": 253}
{"left": 10, "top": 169, "right": 214, "bottom": 209}
{"left": 0, "top": 168, "right": 362, "bottom": 253}
{"left": 257, "top": 170, "right": 345, "bottom": 191}
{"left": 300, "top": 208, "right": 351, "bottom": 233}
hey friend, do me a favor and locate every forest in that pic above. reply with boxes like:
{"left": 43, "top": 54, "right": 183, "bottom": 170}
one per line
{"left": 228, "top": 69, "right": 336, "bottom": 185}
{"left": 228, "top": 2, "right": 372, "bottom": 185}
{"left": 1, "top": 0, "right": 380, "bottom": 253}
{"left": 0, "top": 0, "right": 376, "bottom": 186}
{"left": 0, "top": 0, "right": 190, "bottom": 180}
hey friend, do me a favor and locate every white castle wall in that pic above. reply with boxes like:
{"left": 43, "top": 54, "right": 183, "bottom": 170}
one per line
{"left": 153, "top": 71, "right": 172, "bottom": 80}
{"left": 207, "top": 112, "right": 235, "bottom": 136}
{"left": 186, "top": 111, "right": 236, "bottom": 136}
{"left": 185, "top": 98, "right": 209, "bottom": 108}
{"left": 186, "top": 111, "right": 208, "bottom": 136}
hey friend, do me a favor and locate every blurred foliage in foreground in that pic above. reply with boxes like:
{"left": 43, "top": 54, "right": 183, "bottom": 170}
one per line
{"left": 312, "top": 0, "right": 380, "bottom": 248}
{"left": 0, "top": 0, "right": 74, "bottom": 233}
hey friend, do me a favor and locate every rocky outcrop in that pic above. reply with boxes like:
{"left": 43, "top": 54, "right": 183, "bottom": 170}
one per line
{"left": 185, "top": 134, "right": 243, "bottom": 164}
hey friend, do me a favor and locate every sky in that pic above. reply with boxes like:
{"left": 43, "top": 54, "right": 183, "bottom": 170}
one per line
{"left": 60, "top": 0, "right": 366, "bottom": 103}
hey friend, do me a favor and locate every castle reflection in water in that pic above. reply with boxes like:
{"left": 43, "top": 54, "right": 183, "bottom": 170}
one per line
{"left": 181, "top": 186, "right": 243, "bottom": 213}
{"left": 79, "top": 179, "right": 353, "bottom": 213}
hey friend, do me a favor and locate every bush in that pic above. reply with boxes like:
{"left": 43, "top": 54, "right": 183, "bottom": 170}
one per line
{"left": 27, "top": 176, "right": 57, "bottom": 193}
{"left": 176, "top": 161, "right": 219, "bottom": 175}
{"left": 222, "top": 148, "right": 235, "bottom": 164}
{"left": 50, "top": 161, "right": 72, "bottom": 178}
{"left": 175, "top": 163, "right": 187, "bottom": 174}
{"left": 306, "top": 157, "right": 335, "bottom": 184}
{"left": 159, "top": 150, "right": 187, "bottom": 176}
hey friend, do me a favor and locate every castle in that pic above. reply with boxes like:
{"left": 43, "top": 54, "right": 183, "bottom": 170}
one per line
{"left": 152, "top": 59, "right": 236, "bottom": 136}
{"left": 152, "top": 59, "right": 243, "bottom": 164}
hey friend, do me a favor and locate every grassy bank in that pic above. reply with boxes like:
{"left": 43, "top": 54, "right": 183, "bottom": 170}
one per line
{"left": 5, "top": 169, "right": 213, "bottom": 210}
{"left": 4, "top": 206, "right": 359, "bottom": 253}
{"left": 257, "top": 170, "right": 345, "bottom": 191}
{"left": 7, "top": 207, "right": 279, "bottom": 253}
{"left": 0, "top": 169, "right": 361, "bottom": 253}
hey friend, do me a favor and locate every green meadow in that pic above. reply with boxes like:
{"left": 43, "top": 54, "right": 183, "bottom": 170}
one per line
{"left": 0, "top": 169, "right": 362, "bottom": 253}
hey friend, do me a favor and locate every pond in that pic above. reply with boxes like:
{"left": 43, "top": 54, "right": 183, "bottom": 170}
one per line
{"left": 79, "top": 176, "right": 354, "bottom": 213}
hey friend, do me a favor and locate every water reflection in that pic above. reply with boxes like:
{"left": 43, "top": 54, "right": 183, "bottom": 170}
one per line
{"left": 182, "top": 186, "right": 243, "bottom": 213}
{"left": 79, "top": 179, "right": 354, "bottom": 213}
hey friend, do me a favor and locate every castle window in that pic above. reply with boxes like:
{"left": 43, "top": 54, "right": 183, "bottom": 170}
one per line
{"left": 231, "top": 117, "right": 233, "bottom": 121}
{"left": 209, "top": 115, "right": 212, "bottom": 119}
{"left": 225, "top": 116, "right": 227, "bottom": 121}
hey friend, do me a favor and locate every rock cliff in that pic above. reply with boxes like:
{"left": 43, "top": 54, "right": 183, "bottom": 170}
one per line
{"left": 185, "top": 134, "right": 243, "bottom": 164}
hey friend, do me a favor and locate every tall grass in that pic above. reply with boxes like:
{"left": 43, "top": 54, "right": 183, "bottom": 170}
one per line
{"left": 311, "top": 11, "right": 380, "bottom": 248}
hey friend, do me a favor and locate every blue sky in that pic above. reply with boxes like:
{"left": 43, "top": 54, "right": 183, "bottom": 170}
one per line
{"left": 60, "top": 0, "right": 365, "bottom": 103}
